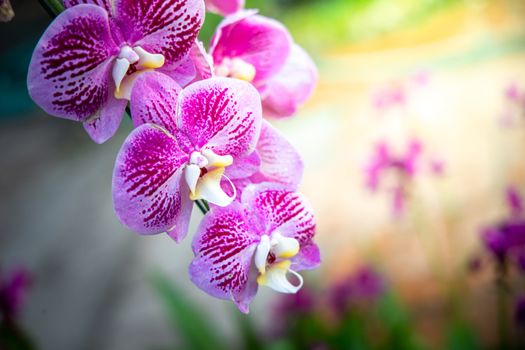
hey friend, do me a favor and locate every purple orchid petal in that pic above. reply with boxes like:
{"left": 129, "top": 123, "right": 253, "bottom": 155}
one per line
{"left": 250, "top": 121, "right": 303, "bottom": 188}
{"left": 63, "top": 0, "right": 113, "bottom": 13}
{"left": 187, "top": 40, "right": 215, "bottom": 83}
{"left": 0, "top": 268, "right": 31, "bottom": 318}
{"left": 291, "top": 241, "right": 320, "bottom": 271}
{"left": 115, "top": 0, "right": 204, "bottom": 68}
{"left": 365, "top": 142, "right": 390, "bottom": 190}
{"left": 226, "top": 151, "right": 261, "bottom": 180}
{"left": 210, "top": 14, "right": 292, "bottom": 85}
{"left": 241, "top": 183, "right": 316, "bottom": 245}
{"left": 159, "top": 54, "right": 197, "bottom": 88}
{"left": 130, "top": 71, "right": 182, "bottom": 135}
{"left": 506, "top": 186, "right": 523, "bottom": 218}
{"left": 176, "top": 77, "right": 262, "bottom": 158}
{"left": 204, "top": 0, "right": 244, "bottom": 15}
{"left": 83, "top": 95, "right": 127, "bottom": 144}
{"left": 189, "top": 202, "right": 259, "bottom": 313}
{"left": 262, "top": 44, "right": 318, "bottom": 118}
{"left": 112, "top": 124, "right": 191, "bottom": 235}
{"left": 28, "top": 5, "right": 119, "bottom": 121}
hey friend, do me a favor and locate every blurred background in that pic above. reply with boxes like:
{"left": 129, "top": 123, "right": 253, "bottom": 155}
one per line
{"left": 1, "top": 0, "right": 525, "bottom": 349}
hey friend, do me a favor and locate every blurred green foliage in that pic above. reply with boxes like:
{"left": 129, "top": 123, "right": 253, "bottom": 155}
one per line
{"left": 150, "top": 273, "right": 489, "bottom": 350}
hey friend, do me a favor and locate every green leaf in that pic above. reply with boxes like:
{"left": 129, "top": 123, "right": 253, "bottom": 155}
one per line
{"left": 149, "top": 273, "right": 227, "bottom": 350}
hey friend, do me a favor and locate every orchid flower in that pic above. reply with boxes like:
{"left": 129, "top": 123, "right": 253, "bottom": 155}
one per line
{"left": 204, "top": 0, "right": 243, "bottom": 16}
{"left": 210, "top": 12, "right": 317, "bottom": 119}
{"left": 28, "top": 0, "right": 204, "bottom": 143}
{"left": 365, "top": 139, "right": 425, "bottom": 216}
{"left": 481, "top": 187, "right": 525, "bottom": 269}
{"left": 112, "top": 72, "right": 262, "bottom": 242}
{"left": 0, "top": 268, "right": 31, "bottom": 320}
{"left": 189, "top": 183, "right": 320, "bottom": 313}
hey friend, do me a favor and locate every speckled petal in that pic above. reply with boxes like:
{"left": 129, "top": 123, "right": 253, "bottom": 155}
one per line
{"left": 189, "top": 202, "right": 259, "bottom": 313}
{"left": 64, "top": 0, "right": 113, "bottom": 13}
{"left": 27, "top": 5, "right": 119, "bottom": 121}
{"left": 176, "top": 77, "right": 262, "bottom": 158}
{"left": 241, "top": 183, "right": 316, "bottom": 245}
{"left": 130, "top": 71, "right": 181, "bottom": 134}
{"left": 210, "top": 14, "right": 291, "bottom": 85}
{"left": 112, "top": 124, "right": 190, "bottom": 235}
{"left": 250, "top": 121, "right": 303, "bottom": 188}
{"left": 262, "top": 44, "right": 318, "bottom": 118}
{"left": 83, "top": 95, "right": 127, "bottom": 144}
{"left": 187, "top": 40, "right": 214, "bottom": 83}
{"left": 115, "top": 0, "right": 204, "bottom": 69}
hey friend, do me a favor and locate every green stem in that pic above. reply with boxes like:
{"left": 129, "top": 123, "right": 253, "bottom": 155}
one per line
{"left": 195, "top": 200, "right": 209, "bottom": 215}
{"left": 37, "top": 0, "right": 64, "bottom": 17}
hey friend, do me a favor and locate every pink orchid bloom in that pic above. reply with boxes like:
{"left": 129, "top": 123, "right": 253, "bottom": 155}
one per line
{"left": 112, "top": 72, "right": 262, "bottom": 242}
{"left": 204, "top": 0, "right": 244, "bottom": 15}
{"left": 189, "top": 183, "right": 320, "bottom": 313}
{"left": 28, "top": 0, "right": 204, "bottom": 143}
{"left": 0, "top": 268, "right": 31, "bottom": 320}
{"left": 365, "top": 139, "right": 423, "bottom": 216}
{"left": 210, "top": 12, "right": 318, "bottom": 119}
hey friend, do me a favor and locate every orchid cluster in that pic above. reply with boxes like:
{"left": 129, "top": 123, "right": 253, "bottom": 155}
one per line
{"left": 481, "top": 187, "right": 525, "bottom": 272}
{"left": 28, "top": 0, "right": 319, "bottom": 313}
{"left": 364, "top": 138, "right": 443, "bottom": 216}
{"left": 371, "top": 71, "right": 429, "bottom": 113}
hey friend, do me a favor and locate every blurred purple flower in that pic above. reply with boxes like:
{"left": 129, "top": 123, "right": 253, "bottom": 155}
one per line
{"left": 515, "top": 295, "right": 525, "bottom": 326}
{"left": 505, "top": 83, "right": 520, "bottom": 102}
{"left": 372, "top": 85, "right": 406, "bottom": 111}
{"left": 481, "top": 187, "right": 525, "bottom": 269}
{"left": 274, "top": 287, "right": 316, "bottom": 316}
{"left": 506, "top": 186, "right": 523, "bottom": 218}
{"left": 329, "top": 266, "right": 385, "bottom": 314}
{"left": 0, "top": 268, "right": 31, "bottom": 320}
{"left": 365, "top": 139, "right": 426, "bottom": 216}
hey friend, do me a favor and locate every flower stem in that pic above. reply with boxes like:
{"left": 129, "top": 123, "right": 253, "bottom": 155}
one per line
{"left": 496, "top": 260, "right": 509, "bottom": 349}
{"left": 195, "top": 200, "right": 209, "bottom": 215}
{"left": 37, "top": 0, "right": 64, "bottom": 17}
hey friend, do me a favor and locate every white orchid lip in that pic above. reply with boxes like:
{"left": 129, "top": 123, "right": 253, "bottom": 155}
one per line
{"left": 215, "top": 57, "right": 256, "bottom": 82}
{"left": 255, "top": 232, "right": 303, "bottom": 294}
{"left": 112, "top": 45, "right": 165, "bottom": 99}
{"left": 184, "top": 149, "right": 236, "bottom": 207}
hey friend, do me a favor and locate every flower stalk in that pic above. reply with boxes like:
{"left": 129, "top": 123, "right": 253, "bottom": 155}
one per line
{"left": 37, "top": 0, "right": 64, "bottom": 17}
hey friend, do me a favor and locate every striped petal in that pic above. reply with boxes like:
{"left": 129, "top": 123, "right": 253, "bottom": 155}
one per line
{"left": 130, "top": 71, "right": 182, "bottom": 135}
{"left": 241, "top": 183, "right": 316, "bottom": 245}
{"left": 210, "top": 14, "right": 291, "bottom": 85}
{"left": 83, "top": 95, "right": 127, "bottom": 144}
{"left": 112, "top": 124, "right": 191, "bottom": 236}
{"left": 176, "top": 77, "right": 262, "bottom": 158}
{"left": 189, "top": 202, "right": 259, "bottom": 313}
{"left": 28, "top": 5, "right": 119, "bottom": 121}
{"left": 250, "top": 121, "right": 303, "bottom": 189}
{"left": 262, "top": 44, "right": 318, "bottom": 118}
{"left": 115, "top": 0, "right": 204, "bottom": 69}
{"left": 63, "top": 0, "right": 113, "bottom": 13}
